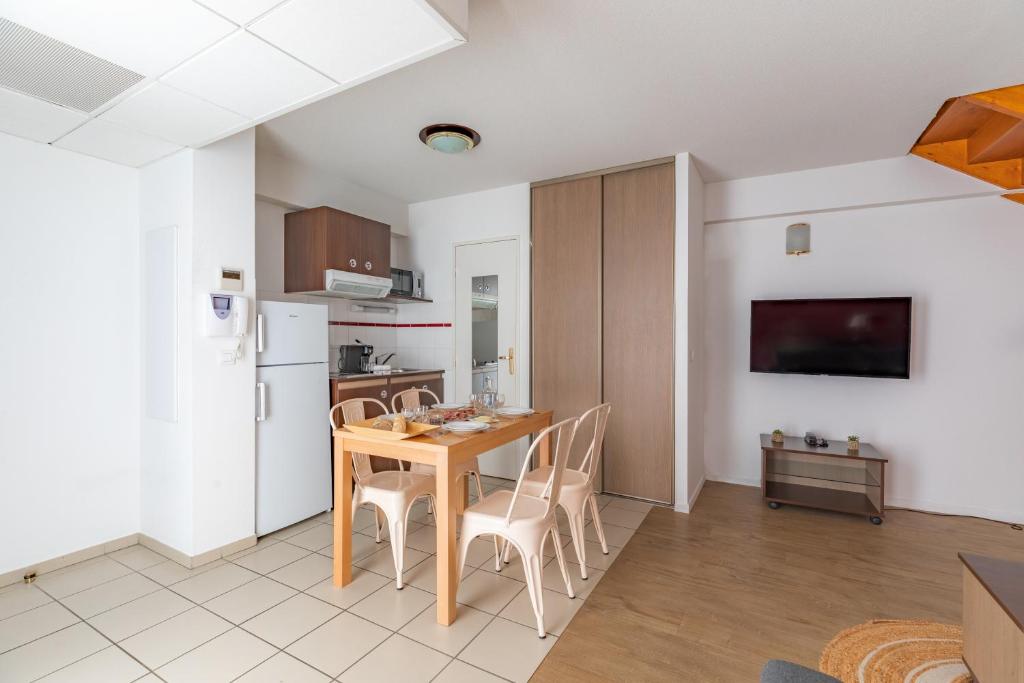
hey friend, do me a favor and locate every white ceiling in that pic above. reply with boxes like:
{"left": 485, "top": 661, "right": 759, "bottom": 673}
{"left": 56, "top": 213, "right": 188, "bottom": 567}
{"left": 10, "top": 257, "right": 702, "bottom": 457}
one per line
{"left": 256, "top": 0, "right": 1024, "bottom": 203}
{"left": 0, "top": 0, "right": 464, "bottom": 167}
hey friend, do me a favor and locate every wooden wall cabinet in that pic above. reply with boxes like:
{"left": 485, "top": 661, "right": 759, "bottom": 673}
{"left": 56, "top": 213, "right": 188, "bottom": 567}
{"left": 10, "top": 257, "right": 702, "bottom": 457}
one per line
{"left": 531, "top": 162, "right": 675, "bottom": 504}
{"left": 285, "top": 206, "right": 391, "bottom": 292}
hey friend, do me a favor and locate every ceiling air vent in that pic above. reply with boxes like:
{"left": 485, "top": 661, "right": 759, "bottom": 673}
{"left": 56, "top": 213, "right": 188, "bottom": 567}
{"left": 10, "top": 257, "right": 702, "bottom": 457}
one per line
{"left": 0, "top": 17, "right": 145, "bottom": 113}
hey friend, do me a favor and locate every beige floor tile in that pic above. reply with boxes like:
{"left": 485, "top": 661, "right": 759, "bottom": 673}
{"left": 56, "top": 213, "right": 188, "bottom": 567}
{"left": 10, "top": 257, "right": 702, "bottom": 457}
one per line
{"left": 87, "top": 588, "right": 192, "bottom": 642}
{"left": 462, "top": 536, "right": 505, "bottom": 568}
{"left": 541, "top": 561, "right": 602, "bottom": 598}
{"left": 157, "top": 627, "right": 276, "bottom": 683}
{"left": 284, "top": 613, "right": 389, "bottom": 678}
{"left": 139, "top": 559, "right": 225, "bottom": 586}
{"left": 61, "top": 572, "right": 161, "bottom": 619}
{"left": 267, "top": 553, "right": 332, "bottom": 591}
{"left": 34, "top": 557, "right": 132, "bottom": 599}
{"left": 170, "top": 563, "right": 259, "bottom": 603}
{"left": 499, "top": 587, "right": 583, "bottom": 636}
{"left": 566, "top": 540, "right": 622, "bottom": 572}
{"left": 593, "top": 493, "right": 615, "bottom": 509}
{"left": 225, "top": 536, "right": 279, "bottom": 561}
{"left": 594, "top": 506, "right": 648, "bottom": 529}
{"left": 604, "top": 496, "right": 655, "bottom": 513}
{"left": 338, "top": 633, "right": 450, "bottom": 683}
{"left": 232, "top": 542, "right": 310, "bottom": 575}
{"left": 108, "top": 545, "right": 168, "bottom": 571}
{"left": 0, "top": 583, "right": 51, "bottom": 620}
{"left": 0, "top": 622, "right": 107, "bottom": 682}
{"left": 456, "top": 570, "right": 525, "bottom": 615}
{"left": 269, "top": 517, "right": 324, "bottom": 540}
{"left": 348, "top": 584, "right": 434, "bottom": 630}
{"left": 403, "top": 525, "right": 442, "bottom": 554}
{"left": 241, "top": 593, "right": 339, "bottom": 648}
{"left": 433, "top": 659, "right": 505, "bottom": 683}
{"left": 135, "top": 675, "right": 162, "bottom": 682}
{"left": 353, "top": 506, "right": 382, "bottom": 532}
{"left": 36, "top": 645, "right": 147, "bottom": 683}
{"left": 317, "top": 532, "right": 381, "bottom": 560}
{"left": 354, "top": 546, "right": 430, "bottom": 580}
{"left": 584, "top": 521, "right": 634, "bottom": 547}
{"left": 373, "top": 519, "right": 424, "bottom": 543}
{"left": 398, "top": 603, "right": 491, "bottom": 656}
{"left": 402, "top": 558, "right": 475, "bottom": 595}
{"left": 120, "top": 607, "right": 231, "bottom": 669}
{"left": 304, "top": 571, "right": 389, "bottom": 609}
{"left": 0, "top": 602, "right": 78, "bottom": 653}
{"left": 235, "top": 652, "right": 330, "bottom": 683}
{"left": 477, "top": 552, "right": 551, "bottom": 583}
{"left": 203, "top": 577, "right": 296, "bottom": 625}
{"left": 458, "top": 617, "right": 556, "bottom": 683}
{"left": 285, "top": 524, "right": 334, "bottom": 551}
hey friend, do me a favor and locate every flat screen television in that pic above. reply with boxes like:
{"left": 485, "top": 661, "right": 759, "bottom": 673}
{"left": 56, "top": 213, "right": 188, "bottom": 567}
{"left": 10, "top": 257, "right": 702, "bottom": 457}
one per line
{"left": 750, "top": 297, "right": 912, "bottom": 378}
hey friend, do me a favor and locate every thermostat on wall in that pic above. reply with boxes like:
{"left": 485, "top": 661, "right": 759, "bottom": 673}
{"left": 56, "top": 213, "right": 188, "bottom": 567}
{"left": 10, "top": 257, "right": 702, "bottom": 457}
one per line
{"left": 219, "top": 267, "right": 243, "bottom": 291}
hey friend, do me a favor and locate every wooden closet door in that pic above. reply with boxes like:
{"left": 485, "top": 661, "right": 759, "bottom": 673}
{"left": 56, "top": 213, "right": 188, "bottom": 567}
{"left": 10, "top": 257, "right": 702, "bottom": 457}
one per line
{"left": 602, "top": 163, "right": 674, "bottom": 503}
{"left": 531, "top": 177, "right": 603, "bottom": 473}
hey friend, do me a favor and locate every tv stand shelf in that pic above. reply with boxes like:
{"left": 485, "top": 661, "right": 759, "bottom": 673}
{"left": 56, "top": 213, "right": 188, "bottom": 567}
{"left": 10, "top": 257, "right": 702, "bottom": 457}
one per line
{"left": 760, "top": 434, "right": 888, "bottom": 524}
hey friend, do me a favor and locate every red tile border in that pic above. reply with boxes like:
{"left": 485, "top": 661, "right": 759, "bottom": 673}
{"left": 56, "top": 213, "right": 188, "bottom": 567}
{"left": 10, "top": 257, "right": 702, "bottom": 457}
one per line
{"left": 329, "top": 320, "right": 451, "bottom": 328}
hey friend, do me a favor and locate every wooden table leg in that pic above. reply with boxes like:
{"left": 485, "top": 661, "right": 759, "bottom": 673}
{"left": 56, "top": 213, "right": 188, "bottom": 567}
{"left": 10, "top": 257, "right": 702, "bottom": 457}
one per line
{"left": 538, "top": 414, "right": 553, "bottom": 467}
{"left": 456, "top": 474, "right": 469, "bottom": 514}
{"left": 333, "top": 436, "right": 353, "bottom": 587}
{"left": 435, "top": 458, "right": 458, "bottom": 625}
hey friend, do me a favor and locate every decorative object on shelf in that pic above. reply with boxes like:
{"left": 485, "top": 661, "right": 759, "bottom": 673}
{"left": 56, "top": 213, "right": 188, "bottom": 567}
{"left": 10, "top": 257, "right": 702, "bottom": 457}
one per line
{"left": 785, "top": 222, "right": 810, "bottom": 255}
{"left": 771, "top": 429, "right": 784, "bottom": 444}
{"left": 847, "top": 435, "right": 860, "bottom": 452}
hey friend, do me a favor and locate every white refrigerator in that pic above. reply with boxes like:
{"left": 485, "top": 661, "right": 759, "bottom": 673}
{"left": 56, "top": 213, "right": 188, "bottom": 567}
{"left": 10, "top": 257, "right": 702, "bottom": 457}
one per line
{"left": 255, "top": 300, "right": 331, "bottom": 536}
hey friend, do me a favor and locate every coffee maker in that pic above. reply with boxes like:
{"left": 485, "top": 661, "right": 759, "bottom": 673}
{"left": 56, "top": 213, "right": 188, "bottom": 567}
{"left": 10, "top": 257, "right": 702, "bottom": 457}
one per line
{"left": 337, "top": 341, "right": 374, "bottom": 374}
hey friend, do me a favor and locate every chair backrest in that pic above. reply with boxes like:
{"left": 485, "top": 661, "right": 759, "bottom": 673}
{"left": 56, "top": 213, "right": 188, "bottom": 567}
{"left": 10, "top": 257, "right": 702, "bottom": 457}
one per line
{"left": 329, "top": 397, "right": 390, "bottom": 481}
{"left": 391, "top": 387, "right": 440, "bottom": 414}
{"left": 576, "top": 403, "right": 611, "bottom": 485}
{"left": 504, "top": 416, "right": 579, "bottom": 526}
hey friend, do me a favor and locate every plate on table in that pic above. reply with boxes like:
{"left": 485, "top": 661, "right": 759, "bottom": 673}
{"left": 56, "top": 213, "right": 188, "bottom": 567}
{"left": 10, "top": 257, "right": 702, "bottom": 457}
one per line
{"left": 445, "top": 421, "right": 489, "bottom": 433}
{"left": 495, "top": 407, "right": 534, "bottom": 417}
{"left": 433, "top": 402, "right": 466, "bottom": 410}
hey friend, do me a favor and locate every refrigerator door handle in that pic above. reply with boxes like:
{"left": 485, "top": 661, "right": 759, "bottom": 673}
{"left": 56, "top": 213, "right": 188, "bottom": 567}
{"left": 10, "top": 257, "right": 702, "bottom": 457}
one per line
{"left": 256, "top": 313, "right": 265, "bottom": 353}
{"left": 256, "top": 382, "right": 267, "bottom": 421}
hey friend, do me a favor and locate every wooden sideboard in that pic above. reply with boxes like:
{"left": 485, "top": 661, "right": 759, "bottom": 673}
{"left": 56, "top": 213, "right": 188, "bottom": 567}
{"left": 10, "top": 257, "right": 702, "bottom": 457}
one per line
{"left": 960, "top": 553, "right": 1024, "bottom": 682}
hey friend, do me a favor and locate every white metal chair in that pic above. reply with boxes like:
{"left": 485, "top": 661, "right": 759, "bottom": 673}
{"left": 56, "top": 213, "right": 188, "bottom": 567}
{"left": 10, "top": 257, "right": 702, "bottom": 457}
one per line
{"left": 503, "top": 403, "right": 612, "bottom": 579}
{"left": 456, "top": 416, "right": 580, "bottom": 638}
{"left": 330, "top": 398, "right": 436, "bottom": 590}
{"left": 391, "top": 388, "right": 489, "bottom": 506}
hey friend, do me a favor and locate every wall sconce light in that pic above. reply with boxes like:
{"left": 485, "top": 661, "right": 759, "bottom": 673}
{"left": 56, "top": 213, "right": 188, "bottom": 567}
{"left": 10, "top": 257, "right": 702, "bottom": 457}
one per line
{"left": 786, "top": 222, "right": 810, "bottom": 255}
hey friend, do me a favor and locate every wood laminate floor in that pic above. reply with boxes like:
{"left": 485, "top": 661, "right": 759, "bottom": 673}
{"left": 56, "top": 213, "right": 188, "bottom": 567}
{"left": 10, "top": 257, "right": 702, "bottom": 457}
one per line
{"left": 532, "top": 481, "right": 1024, "bottom": 682}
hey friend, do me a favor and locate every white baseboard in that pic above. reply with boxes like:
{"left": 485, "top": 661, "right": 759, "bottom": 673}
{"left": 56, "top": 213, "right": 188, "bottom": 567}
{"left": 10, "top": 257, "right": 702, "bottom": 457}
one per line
{"left": 674, "top": 475, "right": 707, "bottom": 513}
{"left": 885, "top": 497, "right": 1022, "bottom": 525}
{"left": 0, "top": 533, "right": 139, "bottom": 589}
{"left": 139, "top": 534, "right": 257, "bottom": 569}
{"left": 706, "top": 474, "right": 761, "bottom": 488}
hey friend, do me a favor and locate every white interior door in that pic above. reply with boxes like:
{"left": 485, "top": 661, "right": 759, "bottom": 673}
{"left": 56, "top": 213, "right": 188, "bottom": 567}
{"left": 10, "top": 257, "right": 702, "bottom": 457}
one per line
{"left": 455, "top": 239, "right": 521, "bottom": 479}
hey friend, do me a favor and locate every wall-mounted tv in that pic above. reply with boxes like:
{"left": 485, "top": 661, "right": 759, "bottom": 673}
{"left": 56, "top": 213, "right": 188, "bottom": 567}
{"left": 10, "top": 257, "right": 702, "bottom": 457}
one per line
{"left": 750, "top": 297, "right": 912, "bottom": 379}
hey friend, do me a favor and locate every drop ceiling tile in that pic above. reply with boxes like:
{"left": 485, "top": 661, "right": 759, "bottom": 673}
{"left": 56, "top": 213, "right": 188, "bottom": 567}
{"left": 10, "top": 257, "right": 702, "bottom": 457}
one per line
{"left": 161, "top": 31, "right": 335, "bottom": 119}
{"left": 0, "top": 87, "right": 87, "bottom": 143}
{"left": 250, "top": 0, "right": 458, "bottom": 86}
{"left": 1, "top": 0, "right": 235, "bottom": 76}
{"left": 99, "top": 82, "right": 248, "bottom": 146}
{"left": 197, "top": 0, "right": 287, "bottom": 26}
{"left": 54, "top": 119, "right": 181, "bottom": 167}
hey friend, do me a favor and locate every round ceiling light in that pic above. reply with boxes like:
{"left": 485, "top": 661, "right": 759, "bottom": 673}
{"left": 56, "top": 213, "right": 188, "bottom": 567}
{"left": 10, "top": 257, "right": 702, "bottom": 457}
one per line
{"left": 419, "top": 123, "right": 481, "bottom": 154}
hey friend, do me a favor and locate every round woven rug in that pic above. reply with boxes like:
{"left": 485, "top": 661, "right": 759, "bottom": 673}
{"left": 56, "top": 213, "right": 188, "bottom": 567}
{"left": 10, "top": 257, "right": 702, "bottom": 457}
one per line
{"left": 819, "top": 620, "right": 971, "bottom": 683}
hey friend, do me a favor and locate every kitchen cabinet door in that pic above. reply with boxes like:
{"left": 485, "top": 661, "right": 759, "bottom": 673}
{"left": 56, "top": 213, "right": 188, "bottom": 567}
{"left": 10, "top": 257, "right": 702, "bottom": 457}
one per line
{"left": 362, "top": 218, "right": 391, "bottom": 279}
{"left": 389, "top": 374, "right": 444, "bottom": 409}
{"left": 285, "top": 206, "right": 391, "bottom": 292}
{"left": 602, "top": 163, "right": 674, "bottom": 504}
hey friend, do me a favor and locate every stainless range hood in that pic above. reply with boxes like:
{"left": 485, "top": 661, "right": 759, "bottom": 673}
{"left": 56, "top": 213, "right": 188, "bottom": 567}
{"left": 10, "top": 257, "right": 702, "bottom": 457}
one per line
{"left": 316, "top": 269, "right": 393, "bottom": 300}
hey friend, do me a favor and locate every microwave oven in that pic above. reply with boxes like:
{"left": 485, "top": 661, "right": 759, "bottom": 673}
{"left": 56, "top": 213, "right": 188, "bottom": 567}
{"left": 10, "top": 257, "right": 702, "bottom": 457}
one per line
{"left": 390, "top": 268, "right": 424, "bottom": 298}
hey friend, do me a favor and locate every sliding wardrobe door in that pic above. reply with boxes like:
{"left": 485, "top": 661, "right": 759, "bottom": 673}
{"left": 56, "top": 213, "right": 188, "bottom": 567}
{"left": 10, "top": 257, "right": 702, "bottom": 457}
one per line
{"left": 602, "top": 163, "right": 674, "bottom": 503}
{"left": 531, "top": 177, "right": 603, "bottom": 474}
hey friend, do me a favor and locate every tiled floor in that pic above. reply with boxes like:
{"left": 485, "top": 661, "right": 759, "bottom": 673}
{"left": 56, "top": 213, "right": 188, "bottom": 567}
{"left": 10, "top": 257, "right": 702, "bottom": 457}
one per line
{"left": 0, "top": 477, "right": 651, "bottom": 683}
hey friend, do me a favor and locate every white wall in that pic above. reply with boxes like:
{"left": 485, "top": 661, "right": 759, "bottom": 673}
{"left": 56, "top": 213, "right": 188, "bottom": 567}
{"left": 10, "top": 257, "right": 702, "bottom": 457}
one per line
{"left": 0, "top": 133, "right": 140, "bottom": 574}
{"left": 703, "top": 160, "right": 1023, "bottom": 523}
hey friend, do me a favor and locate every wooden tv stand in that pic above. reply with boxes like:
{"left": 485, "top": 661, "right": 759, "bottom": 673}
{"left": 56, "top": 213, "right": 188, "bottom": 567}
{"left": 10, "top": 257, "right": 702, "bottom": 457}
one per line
{"left": 760, "top": 434, "right": 887, "bottom": 524}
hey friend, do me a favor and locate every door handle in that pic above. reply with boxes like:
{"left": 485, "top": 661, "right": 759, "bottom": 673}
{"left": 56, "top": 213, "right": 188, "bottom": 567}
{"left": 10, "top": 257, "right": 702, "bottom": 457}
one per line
{"left": 256, "top": 313, "right": 265, "bottom": 353}
{"left": 498, "top": 347, "right": 515, "bottom": 375}
{"left": 256, "top": 382, "right": 267, "bottom": 421}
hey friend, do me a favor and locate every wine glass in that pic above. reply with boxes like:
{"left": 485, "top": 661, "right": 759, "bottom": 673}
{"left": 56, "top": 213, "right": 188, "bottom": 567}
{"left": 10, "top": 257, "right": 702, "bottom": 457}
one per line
{"left": 495, "top": 393, "right": 506, "bottom": 410}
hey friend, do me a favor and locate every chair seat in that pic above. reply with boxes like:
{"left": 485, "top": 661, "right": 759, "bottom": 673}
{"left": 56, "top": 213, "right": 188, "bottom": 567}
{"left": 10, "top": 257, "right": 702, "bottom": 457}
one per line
{"left": 464, "top": 489, "right": 549, "bottom": 526}
{"left": 361, "top": 470, "right": 434, "bottom": 496}
{"left": 521, "top": 466, "right": 588, "bottom": 495}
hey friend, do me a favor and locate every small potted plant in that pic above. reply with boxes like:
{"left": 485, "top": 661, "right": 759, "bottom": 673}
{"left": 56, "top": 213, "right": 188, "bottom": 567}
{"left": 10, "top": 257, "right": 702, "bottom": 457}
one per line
{"left": 771, "top": 429, "right": 784, "bottom": 444}
{"left": 847, "top": 435, "right": 860, "bottom": 452}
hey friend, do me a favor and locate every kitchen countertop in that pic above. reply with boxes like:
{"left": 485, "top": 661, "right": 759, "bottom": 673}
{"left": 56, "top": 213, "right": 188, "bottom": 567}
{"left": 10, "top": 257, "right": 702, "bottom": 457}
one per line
{"left": 330, "top": 368, "right": 445, "bottom": 382}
